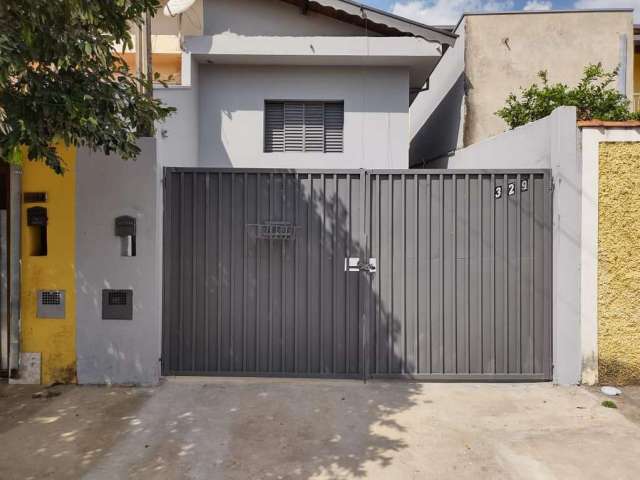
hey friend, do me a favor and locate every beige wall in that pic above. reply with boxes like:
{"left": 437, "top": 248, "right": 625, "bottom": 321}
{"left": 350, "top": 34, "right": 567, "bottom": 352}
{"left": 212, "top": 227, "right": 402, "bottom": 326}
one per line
{"left": 464, "top": 11, "right": 633, "bottom": 146}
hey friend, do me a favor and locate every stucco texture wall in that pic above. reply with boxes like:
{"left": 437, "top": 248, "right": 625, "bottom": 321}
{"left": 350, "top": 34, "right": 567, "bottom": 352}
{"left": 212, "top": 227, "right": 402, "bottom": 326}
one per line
{"left": 21, "top": 145, "right": 77, "bottom": 384}
{"left": 464, "top": 11, "right": 633, "bottom": 146}
{"left": 598, "top": 141, "right": 640, "bottom": 385}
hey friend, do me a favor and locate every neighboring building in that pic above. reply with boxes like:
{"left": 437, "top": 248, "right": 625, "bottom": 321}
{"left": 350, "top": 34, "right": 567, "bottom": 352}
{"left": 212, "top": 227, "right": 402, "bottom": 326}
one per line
{"left": 410, "top": 9, "right": 634, "bottom": 166}
{"left": 121, "top": 0, "right": 205, "bottom": 84}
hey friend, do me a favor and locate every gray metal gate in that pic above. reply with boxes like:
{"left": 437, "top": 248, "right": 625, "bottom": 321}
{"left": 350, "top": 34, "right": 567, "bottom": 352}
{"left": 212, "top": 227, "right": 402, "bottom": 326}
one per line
{"left": 364, "top": 171, "right": 552, "bottom": 380}
{"left": 162, "top": 169, "right": 365, "bottom": 377}
{"left": 162, "top": 168, "right": 553, "bottom": 381}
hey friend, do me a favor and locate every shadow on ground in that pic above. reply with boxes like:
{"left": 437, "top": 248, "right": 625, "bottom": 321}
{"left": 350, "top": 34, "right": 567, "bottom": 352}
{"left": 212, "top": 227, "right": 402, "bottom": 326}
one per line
{"left": 3, "top": 381, "right": 640, "bottom": 479}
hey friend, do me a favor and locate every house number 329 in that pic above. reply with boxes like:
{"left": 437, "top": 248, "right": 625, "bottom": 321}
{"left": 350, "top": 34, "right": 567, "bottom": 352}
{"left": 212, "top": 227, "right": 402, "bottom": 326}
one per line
{"left": 495, "top": 180, "right": 528, "bottom": 199}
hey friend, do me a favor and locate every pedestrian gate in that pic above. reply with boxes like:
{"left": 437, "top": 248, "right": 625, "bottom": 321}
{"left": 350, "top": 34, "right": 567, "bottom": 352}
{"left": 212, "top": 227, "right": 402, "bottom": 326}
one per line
{"left": 162, "top": 169, "right": 552, "bottom": 381}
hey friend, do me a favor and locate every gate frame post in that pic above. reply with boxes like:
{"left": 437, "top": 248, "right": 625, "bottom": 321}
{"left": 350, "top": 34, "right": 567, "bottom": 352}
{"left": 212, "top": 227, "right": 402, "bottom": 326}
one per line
{"left": 359, "top": 170, "right": 370, "bottom": 383}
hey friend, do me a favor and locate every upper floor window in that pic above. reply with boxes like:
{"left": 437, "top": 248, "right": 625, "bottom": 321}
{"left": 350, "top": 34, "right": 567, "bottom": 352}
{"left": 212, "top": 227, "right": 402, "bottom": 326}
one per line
{"left": 264, "top": 101, "right": 344, "bottom": 153}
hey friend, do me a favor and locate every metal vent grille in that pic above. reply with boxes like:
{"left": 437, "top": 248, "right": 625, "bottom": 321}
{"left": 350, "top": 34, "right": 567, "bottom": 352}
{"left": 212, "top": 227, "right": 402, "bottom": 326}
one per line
{"left": 41, "top": 291, "right": 62, "bottom": 305}
{"left": 102, "top": 289, "right": 133, "bottom": 320}
{"left": 108, "top": 290, "right": 129, "bottom": 306}
{"left": 37, "top": 290, "right": 65, "bottom": 319}
{"left": 265, "top": 101, "right": 344, "bottom": 153}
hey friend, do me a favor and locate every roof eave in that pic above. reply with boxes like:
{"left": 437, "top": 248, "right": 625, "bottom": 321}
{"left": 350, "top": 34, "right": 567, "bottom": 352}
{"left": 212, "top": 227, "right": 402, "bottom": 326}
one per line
{"left": 282, "top": 0, "right": 457, "bottom": 46}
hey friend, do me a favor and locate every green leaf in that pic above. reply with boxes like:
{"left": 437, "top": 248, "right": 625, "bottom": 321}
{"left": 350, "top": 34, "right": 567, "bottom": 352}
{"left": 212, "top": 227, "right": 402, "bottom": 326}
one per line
{"left": 496, "top": 63, "right": 634, "bottom": 129}
{"left": 7, "top": 146, "right": 23, "bottom": 166}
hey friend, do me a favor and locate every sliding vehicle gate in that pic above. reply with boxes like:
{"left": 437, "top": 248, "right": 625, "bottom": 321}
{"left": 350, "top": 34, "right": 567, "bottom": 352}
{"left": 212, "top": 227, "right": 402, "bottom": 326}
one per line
{"left": 162, "top": 168, "right": 552, "bottom": 381}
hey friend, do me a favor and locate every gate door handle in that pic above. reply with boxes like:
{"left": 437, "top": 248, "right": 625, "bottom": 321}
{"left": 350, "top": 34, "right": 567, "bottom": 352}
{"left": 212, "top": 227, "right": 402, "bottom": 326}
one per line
{"left": 344, "top": 258, "right": 377, "bottom": 273}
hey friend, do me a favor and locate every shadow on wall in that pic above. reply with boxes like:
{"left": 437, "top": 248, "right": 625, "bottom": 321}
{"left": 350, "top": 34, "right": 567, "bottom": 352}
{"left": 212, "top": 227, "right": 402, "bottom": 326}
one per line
{"left": 410, "top": 73, "right": 465, "bottom": 167}
{"left": 201, "top": 0, "right": 373, "bottom": 38}
{"left": 75, "top": 257, "right": 154, "bottom": 385}
{"left": 162, "top": 169, "right": 419, "bottom": 476}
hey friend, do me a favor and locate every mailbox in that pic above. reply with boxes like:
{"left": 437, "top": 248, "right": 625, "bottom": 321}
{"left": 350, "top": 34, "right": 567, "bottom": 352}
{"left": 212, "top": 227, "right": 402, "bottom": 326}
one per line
{"left": 115, "top": 215, "right": 136, "bottom": 257}
{"left": 27, "top": 206, "right": 47, "bottom": 226}
{"left": 27, "top": 206, "right": 48, "bottom": 256}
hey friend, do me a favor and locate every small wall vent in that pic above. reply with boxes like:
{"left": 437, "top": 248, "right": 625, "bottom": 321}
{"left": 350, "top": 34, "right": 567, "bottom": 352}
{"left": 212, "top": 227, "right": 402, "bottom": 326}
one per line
{"left": 102, "top": 289, "right": 133, "bottom": 320}
{"left": 37, "top": 290, "right": 65, "bottom": 318}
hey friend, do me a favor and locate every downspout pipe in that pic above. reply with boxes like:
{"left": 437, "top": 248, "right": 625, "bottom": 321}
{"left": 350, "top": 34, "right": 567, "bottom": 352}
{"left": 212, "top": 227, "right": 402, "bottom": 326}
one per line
{"left": 618, "top": 33, "right": 628, "bottom": 97}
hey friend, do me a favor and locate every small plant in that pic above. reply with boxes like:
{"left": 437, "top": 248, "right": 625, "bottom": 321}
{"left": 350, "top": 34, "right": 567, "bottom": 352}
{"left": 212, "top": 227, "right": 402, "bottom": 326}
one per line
{"left": 496, "top": 63, "right": 640, "bottom": 129}
{"left": 601, "top": 400, "right": 618, "bottom": 409}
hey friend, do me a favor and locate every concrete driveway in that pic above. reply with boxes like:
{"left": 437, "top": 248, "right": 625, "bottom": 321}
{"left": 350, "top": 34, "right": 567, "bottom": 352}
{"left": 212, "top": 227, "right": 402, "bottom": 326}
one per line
{"left": 1, "top": 379, "right": 639, "bottom": 479}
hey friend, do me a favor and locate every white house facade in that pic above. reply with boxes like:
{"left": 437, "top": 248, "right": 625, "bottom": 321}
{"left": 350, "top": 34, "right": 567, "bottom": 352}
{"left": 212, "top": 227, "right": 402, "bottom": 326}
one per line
{"left": 154, "top": 0, "right": 456, "bottom": 170}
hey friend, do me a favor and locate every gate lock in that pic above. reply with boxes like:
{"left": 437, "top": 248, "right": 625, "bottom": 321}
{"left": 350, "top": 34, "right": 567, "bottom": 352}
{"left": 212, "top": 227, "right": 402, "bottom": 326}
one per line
{"left": 344, "top": 257, "right": 377, "bottom": 273}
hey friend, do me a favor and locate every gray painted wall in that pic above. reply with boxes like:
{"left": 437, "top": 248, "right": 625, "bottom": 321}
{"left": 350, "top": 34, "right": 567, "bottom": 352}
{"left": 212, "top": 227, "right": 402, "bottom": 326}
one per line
{"left": 409, "top": 18, "right": 465, "bottom": 166}
{"left": 155, "top": 59, "right": 200, "bottom": 169}
{"left": 76, "top": 139, "right": 161, "bottom": 385}
{"left": 430, "top": 107, "right": 581, "bottom": 385}
{"left": 430, "top": 107, "right": 554, "bottom": 169}
{"left": 203, "top": 0, "right": 374, "bottom": 37}
{"left": 197, "top": 64, "right": 410, "bottom": 169}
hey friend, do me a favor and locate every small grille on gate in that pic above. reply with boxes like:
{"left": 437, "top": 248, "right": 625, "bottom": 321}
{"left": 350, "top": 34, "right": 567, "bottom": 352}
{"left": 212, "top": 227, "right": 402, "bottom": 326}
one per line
{"left": 246, "top": 222, "right": 299, "bottom": 240}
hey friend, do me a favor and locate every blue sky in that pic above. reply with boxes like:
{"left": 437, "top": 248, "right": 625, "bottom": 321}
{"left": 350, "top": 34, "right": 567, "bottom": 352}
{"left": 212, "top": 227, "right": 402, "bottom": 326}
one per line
{"left": 359, "top": 0, "right": 636, "bottom": 25}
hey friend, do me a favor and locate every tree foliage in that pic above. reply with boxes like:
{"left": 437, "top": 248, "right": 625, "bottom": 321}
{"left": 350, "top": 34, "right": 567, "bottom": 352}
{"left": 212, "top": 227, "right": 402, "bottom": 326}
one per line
{"left": 496, "top": 63, "right": 638, "bottom": 129}
{"left": 0, "top": 0, "right": 175, "bottom": 173}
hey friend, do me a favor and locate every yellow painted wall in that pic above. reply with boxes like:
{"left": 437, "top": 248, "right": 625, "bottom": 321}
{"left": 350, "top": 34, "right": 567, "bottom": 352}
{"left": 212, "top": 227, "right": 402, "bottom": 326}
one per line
{"left": 119, "top": 52, "right": 182, "bottom": 85}
{"left": 598, "top": 142, "right": 640, "bottom": 385}
{"left": 21, "top": 145, "right": 76, "bottom": 384}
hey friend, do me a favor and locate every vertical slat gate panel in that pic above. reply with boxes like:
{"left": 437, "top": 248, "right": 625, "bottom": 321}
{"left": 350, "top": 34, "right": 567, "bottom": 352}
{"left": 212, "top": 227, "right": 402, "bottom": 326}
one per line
{"left": 162, "top": 169, "right": 364, "bottom": 378}
{"left": 162, "top": 168, "right": 552, "bottom": 381}
{"left": 364, "top": 170, "right": 552, "bottom": 381}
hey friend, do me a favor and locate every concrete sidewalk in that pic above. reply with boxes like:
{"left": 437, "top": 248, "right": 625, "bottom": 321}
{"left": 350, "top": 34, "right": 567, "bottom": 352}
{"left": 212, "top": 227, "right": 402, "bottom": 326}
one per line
{"left": 0, "top": 379, "right": 639, "bottom": 479}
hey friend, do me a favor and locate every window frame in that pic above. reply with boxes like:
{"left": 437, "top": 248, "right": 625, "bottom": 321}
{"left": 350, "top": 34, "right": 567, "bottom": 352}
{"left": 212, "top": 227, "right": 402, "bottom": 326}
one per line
{"left": 263, "top": 100, "right": 344, "bottom": 154}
